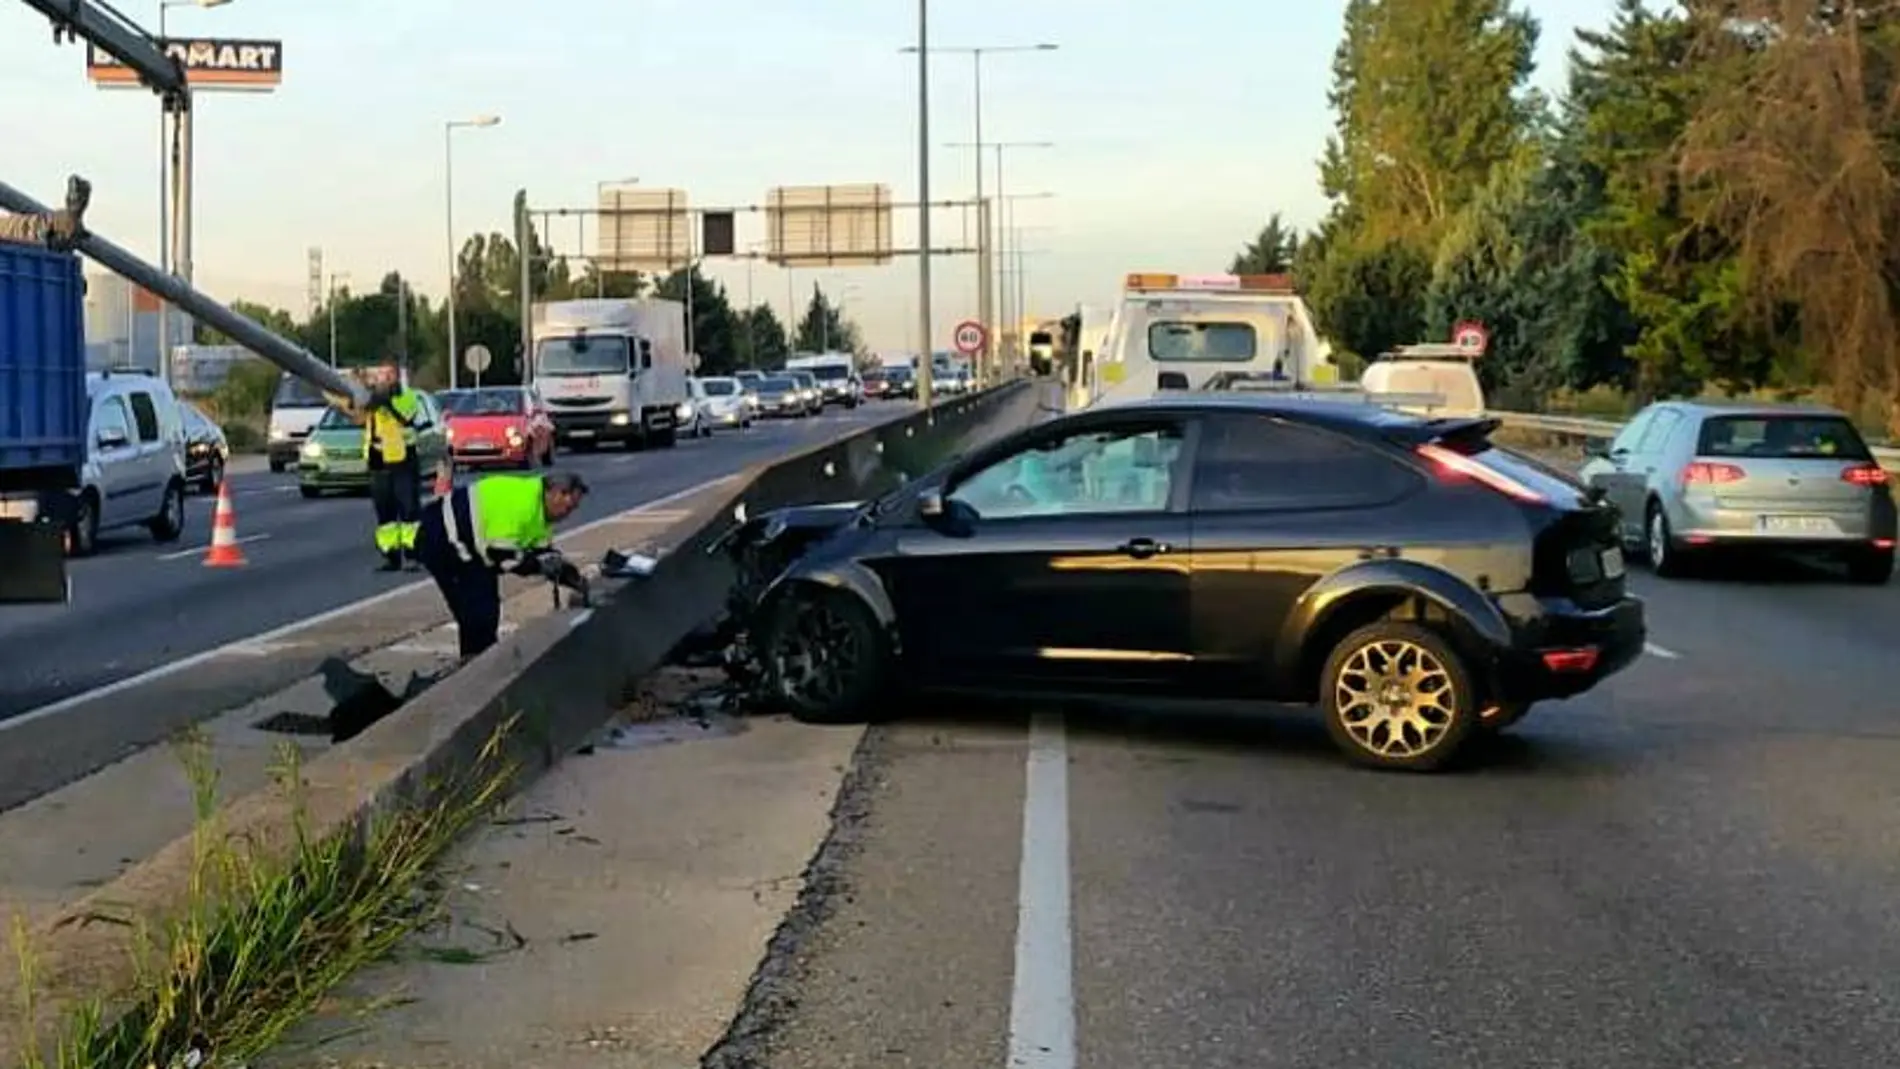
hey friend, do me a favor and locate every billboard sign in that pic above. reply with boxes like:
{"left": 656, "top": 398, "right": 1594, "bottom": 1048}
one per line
{"left": 87, "top": 38, "right": 284, "bottom": 90}
{"left": 595, "top": 187, "right": 691, "bottom": 274}
{"left": 765, "top": 184, "right": 894, "bottom": 267}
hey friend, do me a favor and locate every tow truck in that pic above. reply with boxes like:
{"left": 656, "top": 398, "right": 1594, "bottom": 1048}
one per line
{"left": 1081, "top": 272, "right": 1339, "bottom": 408}
{"left": 2, "top": 0, "right": 372, "bottom": 602}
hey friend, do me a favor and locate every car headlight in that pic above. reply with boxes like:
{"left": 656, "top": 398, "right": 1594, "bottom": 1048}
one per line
{"left": 301, "top": 440, "right": 323, "bottom": 459}
{"left": 609, "top": 411, "right": 632, "bottom": 426}
{"left": 675, "top": 402, "right": 694, "bottom": 421}
{"left": 270, "top": 427, "right": 289, "bottom": 441}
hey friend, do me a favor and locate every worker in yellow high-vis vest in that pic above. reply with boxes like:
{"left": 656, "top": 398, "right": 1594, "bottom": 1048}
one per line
{"left": 362, "top": 364, "right": 432, "bottom": 572}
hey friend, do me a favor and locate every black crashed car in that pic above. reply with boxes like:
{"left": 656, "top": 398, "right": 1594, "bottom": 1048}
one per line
{"left": 181, "top": 402, "right": 230, "bottom": 492}
{"left": 716, "top": 394, "right": 1646, "bottom": 772}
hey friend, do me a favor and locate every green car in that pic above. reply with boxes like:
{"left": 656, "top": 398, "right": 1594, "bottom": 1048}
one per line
{"left": 297, "top": 395, "right": 448, "bottom": 498}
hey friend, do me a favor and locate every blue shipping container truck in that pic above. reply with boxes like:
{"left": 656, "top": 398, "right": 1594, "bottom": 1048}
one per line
{"left": 0, "top": 240, "right": 86, "bottom": 602}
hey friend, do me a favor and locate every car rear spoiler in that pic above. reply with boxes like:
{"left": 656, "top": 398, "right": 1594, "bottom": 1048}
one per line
{"left": 1402, "top": 415, "right": 1502, "bottom": 448}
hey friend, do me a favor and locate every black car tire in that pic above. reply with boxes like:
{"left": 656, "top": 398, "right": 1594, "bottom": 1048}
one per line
{"left": 654, "top": 424, "right": 679, "bottom": 449}
{"left": 148, "top": 480, "right": 186, "bottom": 543}
{"left": 1847, "top": 546, "right": 1894, "bottom": 585}
{"left": 269, "top": 457, "right": 287, "bottom": 474}
{"left": 1320, "top": 621, "right": 1479, "bottom": 772}
{"left": 67, "top": 490, "right": 99, "bottom": 558}
{"left": 202, "top": 456, "right": 224, "bottom": 494}
{"left": 1646, "top": 502, "right": 1688, "bottom": 578}
{"left": 759, "top": 585, "right": 890, "bottom": 724}
{"left": 300, "top": 485, "right": 322, "bottom": 499}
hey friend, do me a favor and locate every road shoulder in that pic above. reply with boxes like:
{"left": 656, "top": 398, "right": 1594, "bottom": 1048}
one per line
{"left": 260, "top": 712, "right": 864, "bottom": 1069}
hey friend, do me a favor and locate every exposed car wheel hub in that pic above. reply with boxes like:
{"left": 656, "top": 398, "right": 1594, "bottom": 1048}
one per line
{"left": 1335, "top": 640, "right": 1456, "bottom": 758}
{"left": 770, "top": 597, "right": 860, "bottom": 705}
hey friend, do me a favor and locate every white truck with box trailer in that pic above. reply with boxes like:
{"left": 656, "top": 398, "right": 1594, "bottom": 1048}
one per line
{"left": 531, "top": 299, "right": 692, "bottom": 450}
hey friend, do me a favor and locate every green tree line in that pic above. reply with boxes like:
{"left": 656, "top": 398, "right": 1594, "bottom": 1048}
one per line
{"left": 1239, "top": 0, "right": 1900, "bottom": 430}
{"left": 199, "top": 225, "right": 865, "bottom": 405}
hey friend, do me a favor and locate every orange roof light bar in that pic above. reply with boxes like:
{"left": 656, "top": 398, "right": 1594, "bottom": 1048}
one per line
{"left": 1123, "top": 272, "right": 1296, "bottom": 294}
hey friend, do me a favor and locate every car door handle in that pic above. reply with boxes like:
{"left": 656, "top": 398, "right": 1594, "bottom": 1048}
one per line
{"left": 1118, "top": 537, "right": 1171, "bottom": 559}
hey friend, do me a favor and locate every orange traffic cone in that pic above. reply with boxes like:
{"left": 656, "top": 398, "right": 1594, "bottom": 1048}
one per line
{"left": 433, "top": 462, "right": 453, "bottom": 498}
{"left": 203, "top": 479, "right": 247, "bottom": 567}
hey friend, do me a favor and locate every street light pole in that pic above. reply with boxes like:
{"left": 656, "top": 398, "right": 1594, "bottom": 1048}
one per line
{"left": 154, "top": 0, "right": 233, "bottom": 382}
{"left": 445, "top": 114, "right": 501, "bottom": 391}
{"left": 900, "top": 41, "right": 1057, "bottom": 384}
{"left": 915, "top": 0, "right": 934, "bottom": 409}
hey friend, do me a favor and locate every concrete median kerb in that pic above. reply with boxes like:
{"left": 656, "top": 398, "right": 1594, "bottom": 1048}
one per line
{"left": 0, "top": 380, "right": 1042, "bottom": 1066}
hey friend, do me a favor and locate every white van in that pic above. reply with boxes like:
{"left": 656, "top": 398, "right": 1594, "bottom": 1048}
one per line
{"left": 1359, "top": 344, "right": 1486, "bottom": 417}
{"left": 69, "top": 369, "right": 190, "bottom": 556}
{"left": 266, "top": 371, "right": 328, "bottom": 472}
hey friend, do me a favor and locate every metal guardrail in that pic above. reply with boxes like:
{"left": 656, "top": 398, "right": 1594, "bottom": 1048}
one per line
{"left": 1489, "top": 410, "right": 1900, "bottom": 469}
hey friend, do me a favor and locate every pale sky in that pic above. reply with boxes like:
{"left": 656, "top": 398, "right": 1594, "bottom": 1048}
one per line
{"left": 3, "top": 0, "right": 1618, "bottom": 352}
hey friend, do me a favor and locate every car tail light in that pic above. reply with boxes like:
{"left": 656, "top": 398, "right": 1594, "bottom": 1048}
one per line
{"left": 1682, "top": 461, "right": 1745, "bottom": 485}
{"left": 1415, "top": 443, "right": 1547, "bottom": 504}
{"left": 1842, "top": 464, "right": 1888, "bottom": 486}
{"left": 1541, "top": 647, "right": 1600, "bottom": 673}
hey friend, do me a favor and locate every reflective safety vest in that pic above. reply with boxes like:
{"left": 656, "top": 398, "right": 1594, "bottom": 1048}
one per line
{"left": 438, "top": 474, "right": 553, "bottom": 570}
{"left": 364, "top": 388, "right": 426, "bottom": 465}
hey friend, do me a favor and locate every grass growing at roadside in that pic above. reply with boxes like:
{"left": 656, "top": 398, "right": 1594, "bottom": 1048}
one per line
{"left": 13, "top": 722, "right": 518, "bottom": 1069}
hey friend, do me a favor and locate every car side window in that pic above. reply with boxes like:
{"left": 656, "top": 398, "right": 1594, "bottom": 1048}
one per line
{"left": 1633, "top": 409, "right": 1680, "bottom": 454}
{"left": 948, "top": 421, "right": 1186, "bottom": 520}
{"left": 1189, "top": 414, "right": 1422, "bottom": 513}
{"left": 93, "top": 396, "right": 132, "bottom": 446}
{"left": 1609, "top": 410, "right": 1653, "bottom": 454}
{"left": 128, "top": 392, "right": 162, "bottom": 443}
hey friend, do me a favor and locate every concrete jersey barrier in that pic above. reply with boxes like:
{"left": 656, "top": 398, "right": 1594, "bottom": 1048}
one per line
{"left": 0, "top": 380, "right": 1049, "bottom": 1065}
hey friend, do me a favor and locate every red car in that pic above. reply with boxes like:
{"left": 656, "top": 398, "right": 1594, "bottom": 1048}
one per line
{"left": 443, "top": 386, "right": 556, "bottom": 470}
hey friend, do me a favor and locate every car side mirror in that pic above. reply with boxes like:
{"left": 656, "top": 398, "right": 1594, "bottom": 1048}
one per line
{"left": 97, "top": 428, "right": 128, "bottom": 450}
{"left": 918, "top": 490, "right": 977, "bottom": 537}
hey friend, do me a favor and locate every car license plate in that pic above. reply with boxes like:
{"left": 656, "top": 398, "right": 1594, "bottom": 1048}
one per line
{"left": 1600, "top": 546, "right": 1625, "bottom": 579}
{"left": 570, "top": 429, "right": 595, "bottom": 438}
{"left": 332, "top": 459, "right": 365, "bottom": 475}
{"left": 466, "top": 439, "right": 494, "bottom": 451}
{"left": 1757, "top": 514, "right": 1837, "bottom": 535}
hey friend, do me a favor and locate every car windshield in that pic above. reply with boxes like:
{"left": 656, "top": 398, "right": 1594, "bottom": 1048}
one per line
{"left": 1148, "top": 321, "right": 1258, "bottom": 363}
{"left": 789, "top": 372, "right": 816, "bottom": 385}
{"left": 805, "top": 364, "right": 851, "bottom": 381}
{"left": 444, "top": 388, "right": 525, "bottom": 415}
{"left": 761, "top": 376, "right": 796, "bottom": 391}
{"left": 538, "top": 336, "right": 629, "bottom": 375}
{"left": 702, "top": 379, "right": 738, "bottom": 396}
{"left": 1696, "top": 414, "right": 1873, "bottom": 460}
{"left": 273, "top": 375, "right": 326, "bottom": 408}
{"left": 887, "top": 366, "right": 913, "bottom": 382}
{"left": 316, "top": 406, "right": 363, "bottom": 430}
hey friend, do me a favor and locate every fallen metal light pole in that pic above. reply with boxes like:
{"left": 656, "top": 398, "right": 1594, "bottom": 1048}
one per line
{"left": 0, "top": 177, "right": 370, "bottom": 409}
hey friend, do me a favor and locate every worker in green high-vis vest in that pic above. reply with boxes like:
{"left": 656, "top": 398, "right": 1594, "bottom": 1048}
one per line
{"left": 401, "top": 471, "right": 590, "bottom": 659}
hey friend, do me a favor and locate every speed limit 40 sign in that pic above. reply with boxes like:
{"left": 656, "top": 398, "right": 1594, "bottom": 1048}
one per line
{"left": 953, "top": 320, "right": 988, "bottom": 355}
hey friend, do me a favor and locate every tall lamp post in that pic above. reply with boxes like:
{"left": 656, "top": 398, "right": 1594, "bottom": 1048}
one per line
{"left": 912, "top": 0, "right": 933, "bottom": 409}
{"left": 966, "top": 143, "right": 1051, "bottom": 356}
{"left": 444, "top": 114, "right": 501, "bottom": 391}
{"left": 898, "top": 40, "right": 1057, "bottom": 381}
{"left": 155, "top": 0, "right": 233, "bottom": 382}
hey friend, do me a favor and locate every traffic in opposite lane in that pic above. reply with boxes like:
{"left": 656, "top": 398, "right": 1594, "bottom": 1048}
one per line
{"left": 0, "top": 402, "right": 904, "bottom": 723}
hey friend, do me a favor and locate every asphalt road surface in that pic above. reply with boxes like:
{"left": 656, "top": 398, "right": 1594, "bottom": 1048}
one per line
{"left": 0, "top": 404, "right": 903, "bottom": 722}
{"left": 708, "top": 557, "right": 1900, "bottom": 1069}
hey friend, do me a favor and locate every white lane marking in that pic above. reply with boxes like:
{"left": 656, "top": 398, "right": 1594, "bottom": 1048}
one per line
{"left": 0, "top": 474, "right": 741, "bottom": 733}
{"left": 1007, "top": 710, "right": 1076, "bottom": 1069}
{"left": 1644, "top": 642, "right": 1681, "bottom": 660}
{"left": 155, "top": 533, "right": 273, "bottom": 561}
